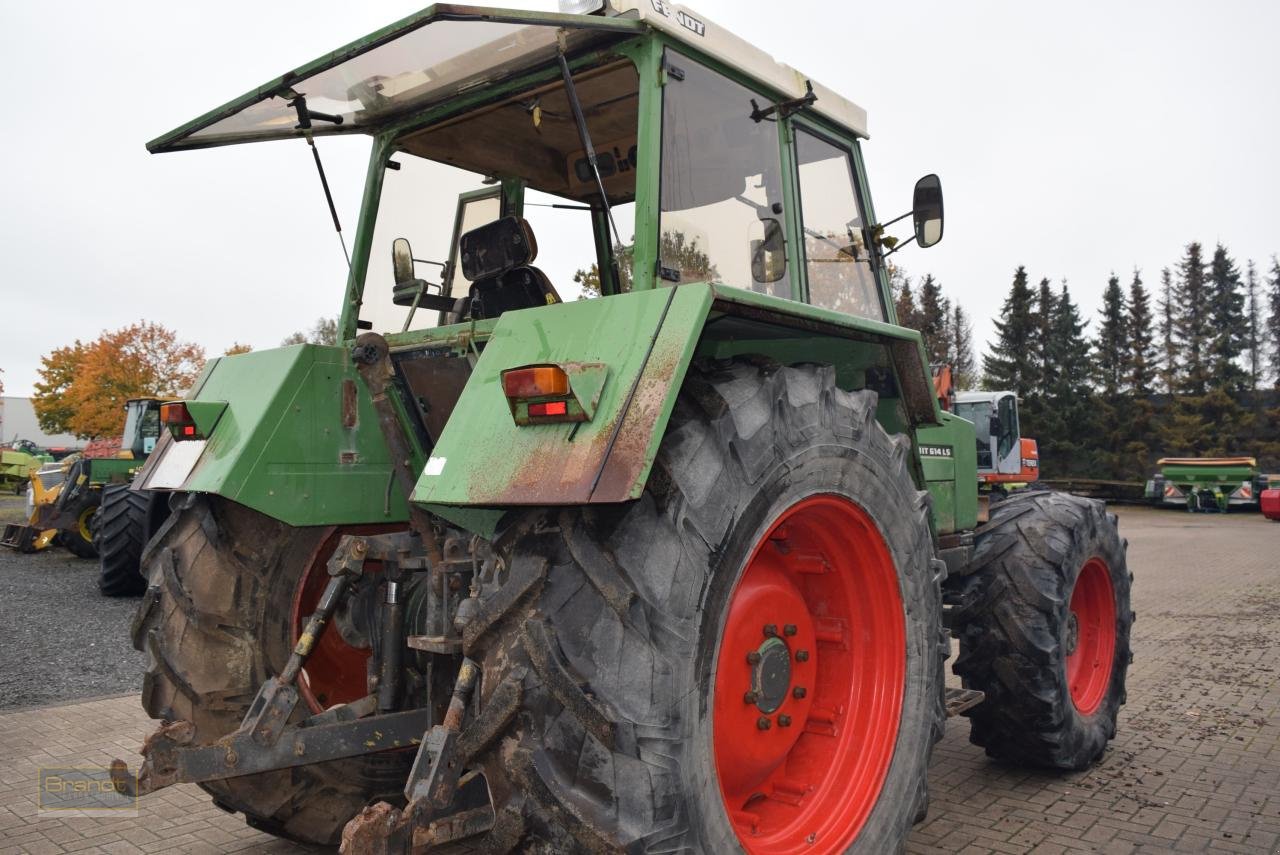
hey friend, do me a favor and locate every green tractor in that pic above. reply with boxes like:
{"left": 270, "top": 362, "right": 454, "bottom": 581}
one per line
{"left": 114, "top": 4, "right": 1133, "bottom": 852}
{"left": 6, "top": 398, "right": 166, "bottom": 589}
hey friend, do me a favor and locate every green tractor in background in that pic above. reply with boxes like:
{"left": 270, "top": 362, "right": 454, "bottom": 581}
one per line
{"left": 113, "top": 4, "right": 1133, "bottom": 853}
{"left": 4, "top": 397, "right": 167, "bottom": 594}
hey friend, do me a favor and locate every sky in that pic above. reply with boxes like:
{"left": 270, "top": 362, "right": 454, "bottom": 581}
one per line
{"left": 2, "top": 0, "right": 1278, "bottom": 396}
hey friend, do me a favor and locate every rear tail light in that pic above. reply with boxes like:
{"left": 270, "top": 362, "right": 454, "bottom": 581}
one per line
{"left": 160, "top": 402, "right": 200, "bottom": 440}
{"left": 502, "top": 366, "right": 570, "bottom": 399}
{"left": 500, "top": 363, "right": 607, "bottom": 425}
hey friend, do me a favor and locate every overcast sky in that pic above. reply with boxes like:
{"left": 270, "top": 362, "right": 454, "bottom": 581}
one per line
{"left": 2, "top": 0, "right": 1277, "bottom": 396}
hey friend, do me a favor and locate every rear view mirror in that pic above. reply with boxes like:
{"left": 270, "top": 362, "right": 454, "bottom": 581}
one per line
{"left": 392, "top": 237, "right": 416, "bottom": 285}
{"left": 912, "top": 174, "right": 944, "bottom": 248}
{"left": 749, "top": 218, "right": 787, "bottom": 284}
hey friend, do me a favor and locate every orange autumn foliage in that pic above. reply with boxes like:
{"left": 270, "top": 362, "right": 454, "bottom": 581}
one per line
{"left": 33, "top": 322, "right": 205, "bottom": 439}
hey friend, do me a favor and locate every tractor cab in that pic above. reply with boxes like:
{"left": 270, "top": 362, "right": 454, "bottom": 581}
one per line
{"left": 119, "top": 398, "right": 164, "bottom": 459}
{"left": 147, "top": 1, "right": 915, "bottom": 337}
{"left": 953, "top": 391, "right": 1039, "bottom": 487}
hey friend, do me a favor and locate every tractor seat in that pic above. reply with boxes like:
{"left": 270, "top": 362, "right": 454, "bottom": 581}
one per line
{"left": 458, "top": 216, "right": 561, "bottom": 320}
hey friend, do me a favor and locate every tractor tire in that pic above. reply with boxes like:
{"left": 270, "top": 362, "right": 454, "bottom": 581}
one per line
{"left": 93, "top": 484, "right": 150, "bottom": 597}
{"left": 466, "top": 360, "right": 948, "bottom": 854}
{"left": 131, "top": 494, "right": 411, "bottom": 846}
{"left": 58, "top": 494, "right": 99, "bottom": 559}
{"left": 950, "top": 490, "right": 1132, "bottom": 770}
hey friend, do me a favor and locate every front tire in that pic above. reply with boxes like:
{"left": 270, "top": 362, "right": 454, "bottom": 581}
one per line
{"left": 950, "top": 491, "right": 1132, "bottom": 769}
{"left": 469, "top": 360, "right": 947, "bottom": 853}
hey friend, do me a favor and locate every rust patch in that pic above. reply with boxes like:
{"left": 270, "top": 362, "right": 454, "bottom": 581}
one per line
{"left": 340, "top": 801, "right": 400, "bottom": 855}
{"left": 342, "top": 378, "right": 359, "bottom": 428}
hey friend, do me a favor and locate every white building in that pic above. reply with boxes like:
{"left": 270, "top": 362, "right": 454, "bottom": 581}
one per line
{"left": 0, "top": 397, "right": 83, "bottom": 450}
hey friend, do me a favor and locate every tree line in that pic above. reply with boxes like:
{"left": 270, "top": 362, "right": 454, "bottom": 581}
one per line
{"left": 976, "top": 244, "right": 1280, "bottom": 479}
{"left": 28, "top": 318, "right": 337, "bottom": 440}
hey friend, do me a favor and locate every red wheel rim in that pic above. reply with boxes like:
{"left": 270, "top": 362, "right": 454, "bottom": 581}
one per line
{"left": 1065, "top": 557, "right": 1117, "bottom": 715}
{"left": 290, "top": 526, "right": 400, "bottom": 713}
{"left": 714, "top": 495, "right": 906, "bottom": 854}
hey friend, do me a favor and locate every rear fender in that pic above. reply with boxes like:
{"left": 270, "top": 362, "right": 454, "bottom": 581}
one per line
{"left": 414, "top": 284, "right": 952, "bottom": 518}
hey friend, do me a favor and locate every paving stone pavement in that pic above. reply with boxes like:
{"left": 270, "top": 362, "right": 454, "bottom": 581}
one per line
{"left": 0, "top": 506, "right": 1276, "bottom": 854}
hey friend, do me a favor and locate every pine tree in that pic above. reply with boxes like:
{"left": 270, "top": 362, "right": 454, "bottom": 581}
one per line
{"left": 1094, "top": 273, "right": 1128, "bottom": 397}
{"left": 982, "top": 266, "right": 1037, "bottom": 397}
{"left": 1269, "top": 256, "right": 1280, "bottom": 389}
{"left": 1245, "top": 259, "right": 1262, "bottom": 392}
{"left": 1038, "top": 284, "right": 1097, "bottom": 477}
{"left": 1206, "top": 243, "right": 1248, "bottom": 391}
{"left": 1174, "top": 243, "right": 1211, "bottom": 394}
{"left": 1126, "top": 269, "right": 1158, "bottom": 396}
{"left": 1033, "top": 278, "right": 1058, "bottom": 392}
{"left": 917, "top": 274, "right": 950, "bottom": 364}
{"left": 951, "top": 304, "right": 976, "bottom": 389}
{"left": 893, "top": 273, "right": 921, "bottom": 331}
{"left": 1158, "top": 267, "right": 1178, "bottom": 394}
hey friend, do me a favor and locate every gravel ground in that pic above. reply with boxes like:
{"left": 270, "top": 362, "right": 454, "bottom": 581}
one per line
{"left": 0, "top": 493, "right": 146, "bottom": 710}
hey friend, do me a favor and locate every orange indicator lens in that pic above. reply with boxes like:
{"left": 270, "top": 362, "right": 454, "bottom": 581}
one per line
{"left": 502, "top": 366, "right": 570, "bottom": 399}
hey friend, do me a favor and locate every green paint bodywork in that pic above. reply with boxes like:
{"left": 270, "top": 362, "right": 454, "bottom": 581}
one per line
{"left": 143, "top": 9, "right": 981, "bottom": 540}
{"left": 415, "top": 285, "right": 709, "bottom": 506}
{"left": 143, "top": 346, "right": 409, "bottom": 527}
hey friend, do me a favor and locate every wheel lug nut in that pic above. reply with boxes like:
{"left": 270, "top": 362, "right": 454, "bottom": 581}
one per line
{"left": 743, "top": 690, "right": 759, "bottom": 704}
{"left": 757, "top": 716, "right": 771, "bottom": 730}
{"left": 747, "top": 651, "right": 761, "bottom": 665}
{"left": 783, "top": 624, "right": 797, "bottom": 636}
{"left": 793, "top": 686, "right": 807, "bottom": 699}
{"left": 763, "top": 624, "right": 778, "bottom": 637}
{"left": 778, "top": 714, "right": 792, "bottom": 727}
{"left": 795, "top": 649, "right": 810, "bottom": 662}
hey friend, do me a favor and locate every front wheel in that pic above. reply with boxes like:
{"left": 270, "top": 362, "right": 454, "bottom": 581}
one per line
{"left": 950, "top": 491, "right": 1132, "bottom": 769}
{"left": 468, "top": 361, "right": 947, "bottom": 853}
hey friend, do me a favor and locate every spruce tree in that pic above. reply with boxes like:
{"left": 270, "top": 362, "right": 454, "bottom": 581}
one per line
{"left": 1034, "top": 278, "right": 1058, "bottom": 392}
{"left": 1126, "top": 269, "right": 1158, "bottom": 396}
{"left": 893, "top": 274, "right": 920, "bottom": 331}
{"left": 1158, "top": 267, "right": 1178, "bottom": 394}
{"left": 1174, "top": 243, "right": 1211, "bottom": 394}
{"left": 1206, "top": 243, "right": 1248, "bottom": 391}
{"left": 1039, "top": 284, "right": 1096, "bottom": 477}
{"left": 1245, "top": 259, "right": 1262, "bottom": 392}
{"left": 982, "top": 266, "right": 1037, "bottom": 396}
{"left": 917, "top": 274, "right": 950, "bottom": 364}
{"left": 1094, "top": 273, "right": 1128, "bottom": 397}
{"left": 1269, "top": 256, "right": 1280, "bottom": 389}
{"left": 951, "top": 304, "right": 976, "bottom": 389}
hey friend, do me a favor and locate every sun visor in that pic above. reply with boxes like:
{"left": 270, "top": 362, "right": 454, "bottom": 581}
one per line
{"left": 147, "top": 4, "right": 642, "bottom": 153}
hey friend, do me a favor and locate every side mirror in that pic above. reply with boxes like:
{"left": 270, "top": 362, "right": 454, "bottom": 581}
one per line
{"left": 749, "top": 218, "right": 787, "bottom": 285}
{"left": 988, "top": 415, "right": 1001, "bottom": 437}
{"left": 392, "top": 237, "right": 416, "bottom": 285}
{"left": 912, "top": 174, "right": 944, "bottom": 248}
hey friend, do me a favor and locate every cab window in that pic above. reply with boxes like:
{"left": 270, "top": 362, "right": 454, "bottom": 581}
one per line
{"left": 997, "top": 396, "right": 1018, "bottom": 459}
{"left": 659, "top": 53, "right": 790, "bottom": 296}
{"left": 794, "top": 129, "right": 882, "bottom": 319}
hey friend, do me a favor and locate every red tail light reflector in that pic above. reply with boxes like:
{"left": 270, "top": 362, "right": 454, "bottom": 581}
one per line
{"left": 529, "top": 401, "right": 568, "bottom": 417}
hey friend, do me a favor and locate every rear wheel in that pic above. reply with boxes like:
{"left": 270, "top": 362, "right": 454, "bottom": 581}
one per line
{"left": 132, "top": 495, "right": 411, "bottom": 845}
{"left": 94, "top": 484, "right": 150, "bottom": 597}
{"left": 468, "top": 361, "right": 947, "bottom": 853}
{"left": 950, "top": 491, "right": 1132, "bottom": 769}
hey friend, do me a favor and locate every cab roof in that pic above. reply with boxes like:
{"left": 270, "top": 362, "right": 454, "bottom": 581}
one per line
{"left": 148, "top": 2, "right": 868, "bottom": 154}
